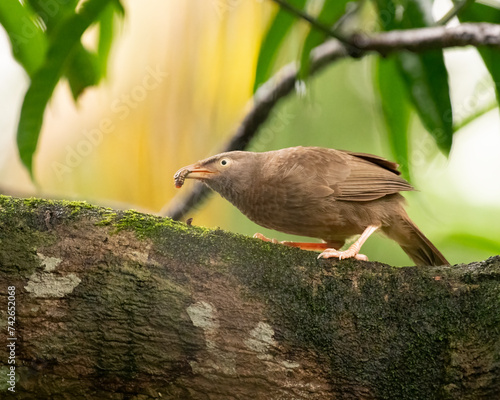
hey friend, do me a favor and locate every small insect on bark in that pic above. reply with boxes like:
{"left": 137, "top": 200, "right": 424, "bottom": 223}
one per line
{"left": 174, "top": 168, "right": 190, "bottom": 188}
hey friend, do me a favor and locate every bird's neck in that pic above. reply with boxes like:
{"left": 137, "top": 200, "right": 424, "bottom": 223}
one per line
{"left": 208, "top": 179, "right": 245, "bottom": 205}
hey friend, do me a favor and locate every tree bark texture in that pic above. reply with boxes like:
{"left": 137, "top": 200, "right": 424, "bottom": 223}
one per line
{"left": 0, "top": 196, "right": 499, "bottom": 399}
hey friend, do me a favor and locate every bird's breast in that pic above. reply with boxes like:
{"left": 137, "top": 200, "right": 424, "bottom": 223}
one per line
{"left": 227, "top": 179, "right": 351, "bottom": 239}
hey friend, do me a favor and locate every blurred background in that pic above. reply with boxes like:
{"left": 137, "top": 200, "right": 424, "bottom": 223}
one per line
{"left": 0, "top": 0, "right": 499, "bottom": 266}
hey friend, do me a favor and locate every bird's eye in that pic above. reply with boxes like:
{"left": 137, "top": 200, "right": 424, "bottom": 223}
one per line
{"left": 220, "top": 159, "right": 229, "bottom": 166}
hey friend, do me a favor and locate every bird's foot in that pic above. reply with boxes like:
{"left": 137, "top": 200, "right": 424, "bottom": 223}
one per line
{"left": 253, "top": 233, "right": 329, "bottom": 251}
{"left": 253, "top": 233, "right": 280, "bottom": 244}
{"left": 318, "top": 247, "right": 368, "bottom": 261}
{"left": 318, "top": 225, "right": 379, "bottom": 261}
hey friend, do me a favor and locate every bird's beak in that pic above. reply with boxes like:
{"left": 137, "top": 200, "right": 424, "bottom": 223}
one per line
{"left": 174, "top": 163, "right": 216, "bottom": 188}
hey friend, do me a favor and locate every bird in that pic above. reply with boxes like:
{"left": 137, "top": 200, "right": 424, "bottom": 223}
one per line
{"left": 174, "top": 146, "right": 448, "bottom": 266}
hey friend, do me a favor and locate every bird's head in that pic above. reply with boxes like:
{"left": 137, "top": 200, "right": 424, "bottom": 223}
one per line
{"left": 174, "top": 151, "right": 260, "bottom": 200}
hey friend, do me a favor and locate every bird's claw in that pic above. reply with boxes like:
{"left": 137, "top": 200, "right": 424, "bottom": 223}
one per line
{"left": 253, "top": 233, "right": 279, "bottom": 244}
{"left": 254, "top": 233, "right": 369, "bottom": 261}
{"left": 318, "top": 248, "right": 368, "bottom": 261}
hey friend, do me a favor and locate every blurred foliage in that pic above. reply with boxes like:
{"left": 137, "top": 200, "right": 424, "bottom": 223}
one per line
{"left": 458, "top": 1, "right": 500, "bottom": 102}
{"left": 296, "top": 0, "right": 350, "bottom": 79}
{"left": 2, "top": 0, "right": 499, "bottom": 181}
{"left": 376, "top": 0, "right": 454, "bottom": 157}
{"left": 253, "top": 0, "right": 308, "bottom": 92}
{"left": 375, "top": 57, "right": 411, "bottom": 179}
{"left": 0, "top": 0, "right": 123, "bottom": 177}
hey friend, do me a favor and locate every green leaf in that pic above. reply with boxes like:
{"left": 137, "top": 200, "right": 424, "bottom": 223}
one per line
{"left": 396, "top": 51, "right": 453, "bottom": 153}
{"left": 459, "top": 2, "right": 500, "bottom": 104}
{"left": 398, "top": 0, "right": 453, "bottom": 153}
{"left": 476, "top": 47, "right": 500, "bottom": 103}
{"left": 373, "top": 0, "right": 397, "bottom": 30}
{"left": 25, "top": 0, "right": 79, "bottom": 31}
{"left": 376, "top": 57, "right": 411, "bottom": 179}
{"left": 66, "top": 1, "right": 123, "bottom": 99}
{"left": 446, "top": 233, "right": 500, "bottom": 255}
{"left": 253, "top": 0, "right": 307, "bottom": 92}
{"left": 111, "top": 0, "right": 125, "bottom": 16}
{"left": 17, "top": 0, "right": 116, "bottom": 177}
{"left": 298, "top": 0, "right": 350, "bottom": 79}
{"left": 375, "top": 0, "right": 454, "bottom": 154}
{"left": 97, "top": 2, "right": 119, "bottom": 78}
{"left": 399, "top": 0, "right": 434, "bottom": 28}
{"left": 0, "top": 0, "right": 47, "bottom": 76}
{"left": 25, "top": 0, "right": 104, "bottom": 100}
{"left": 65, "top": 44, "right": 100, "bottom": 100}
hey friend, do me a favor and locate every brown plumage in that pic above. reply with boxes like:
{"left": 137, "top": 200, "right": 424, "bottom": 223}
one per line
{"left": 174, "top": 146, "right": 448, "bottom": 266}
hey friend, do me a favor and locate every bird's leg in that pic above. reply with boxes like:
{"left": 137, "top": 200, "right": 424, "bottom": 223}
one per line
{"left": 253, "top": 233, "right": 331, "bottom": 251}
{"left": 318, "top": 225, "right": 380, "bottom": 261}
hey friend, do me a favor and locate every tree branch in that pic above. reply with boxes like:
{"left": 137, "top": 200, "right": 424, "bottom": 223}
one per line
{"left": 1, "top": 196, "right": 500, "bottom": 398}
{"left": 164, "top": 22, "right": 500, "bottom": 220}
{"left": 351, "top": 22, "right": 500, "bottom": 54}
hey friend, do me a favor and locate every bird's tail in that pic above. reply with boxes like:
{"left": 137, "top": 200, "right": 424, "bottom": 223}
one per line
{"left": 382, "top": 212, "right": 448, "bottom": 266}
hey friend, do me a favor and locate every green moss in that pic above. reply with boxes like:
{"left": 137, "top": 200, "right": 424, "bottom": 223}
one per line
{"left": 18, "top": 197, "right": 98, "bottom": 216}
{"left": 113, "top": 209, "right": 195, "bottom": 237}
{"left": 93, "top": 207, "right": 282, "bottom": 274}
{"left": 0, "top": 196, "right": 56, "bottom": 276}
{"left": 0, "top": 195, "right": 264, "bottom": 271}
{"left": 0, "top": 196, "right": 285, "bottom": 265}
{"left": 1, "top": 195, "right": 111, "bottom": 221}
{"left": 0, "top": 196, "right": 124, "bottom": 277}
{"left": 94, "top": 211, "right": 118, "bottom": 226}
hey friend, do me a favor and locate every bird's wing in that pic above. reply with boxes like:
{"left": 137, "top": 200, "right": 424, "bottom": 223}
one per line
{"left": 344, "top": 151, "right": 401, "bottom": 175}
{"left": 266, "top": 147, "right": 413, "bottom": 203}
{"left": 261, "top": 147, "right": 342, "bottom": 208}
{"left": 331, "top": 151, "right": 414, "bottom": 201}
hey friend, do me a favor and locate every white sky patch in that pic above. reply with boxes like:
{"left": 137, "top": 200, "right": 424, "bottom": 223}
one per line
{"left": 448, "top": 113, "right": 500, "bottom": 207}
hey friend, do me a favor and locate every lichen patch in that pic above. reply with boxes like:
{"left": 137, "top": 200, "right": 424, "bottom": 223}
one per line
{"left": 25, "top": 272, "right": 81, "bottom": 298}
{"left": 244, "top": 321, "right": 277, "bottom": 359}
{"left": 187, "top": 301, "right": 219, "bottom": 330}
{"left": 37, "top": 253, "right": 62, "bottom": 272}
{"left": 186, "top": 301, "right": 236, "bottom": 375}
{"left": 281, "top": 360, "right": 300, "bottom": 369}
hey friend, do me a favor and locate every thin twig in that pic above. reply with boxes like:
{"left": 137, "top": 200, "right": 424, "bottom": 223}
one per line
{"left": 270, "top": 0, "right": 351, "bottom": 44}
{"left": 164, "top": 23, "right": 500, "bottom": 220}
{"left": 453, "top": 100, "right": 497, "bottom": 132}
{"left": 334, "top": 1, "right": 362, "bottom": 31}
{"left": 436, "top": 0, "right": 472, "bottom": 25}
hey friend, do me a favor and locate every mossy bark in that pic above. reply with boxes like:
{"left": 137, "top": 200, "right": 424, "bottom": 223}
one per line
{"left": 0, "top": 195, "right": 499, "bottom": 399}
